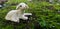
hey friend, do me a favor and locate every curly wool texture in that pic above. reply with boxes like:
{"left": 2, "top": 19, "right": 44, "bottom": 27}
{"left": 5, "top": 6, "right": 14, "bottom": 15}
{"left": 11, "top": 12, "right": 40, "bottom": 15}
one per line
{"left": 5, "top": 3, "right": 29, "bottom": 22}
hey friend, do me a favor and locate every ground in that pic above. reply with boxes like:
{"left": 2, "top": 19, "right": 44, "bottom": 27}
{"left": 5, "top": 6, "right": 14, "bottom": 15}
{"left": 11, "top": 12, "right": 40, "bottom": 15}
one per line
{"left": 0, "top": 0, "right": 60, "bottom": 29}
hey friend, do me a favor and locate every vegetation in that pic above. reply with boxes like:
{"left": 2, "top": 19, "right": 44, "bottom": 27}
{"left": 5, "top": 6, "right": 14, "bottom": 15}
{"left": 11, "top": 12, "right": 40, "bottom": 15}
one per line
{"left": 0, "top": 0, "right": 60, "bottom": 29}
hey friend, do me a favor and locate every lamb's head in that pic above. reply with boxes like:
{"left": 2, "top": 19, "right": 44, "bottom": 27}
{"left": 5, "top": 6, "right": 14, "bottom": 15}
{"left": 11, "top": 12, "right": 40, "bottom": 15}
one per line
{"left": 16, "top": 3, "right": 29, "bottom": 10}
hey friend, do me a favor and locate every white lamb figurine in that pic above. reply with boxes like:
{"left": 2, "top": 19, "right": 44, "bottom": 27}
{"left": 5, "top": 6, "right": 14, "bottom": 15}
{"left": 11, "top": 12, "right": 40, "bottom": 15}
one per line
{"left": 5, "top": 3, "right": 29, "bottom": 23}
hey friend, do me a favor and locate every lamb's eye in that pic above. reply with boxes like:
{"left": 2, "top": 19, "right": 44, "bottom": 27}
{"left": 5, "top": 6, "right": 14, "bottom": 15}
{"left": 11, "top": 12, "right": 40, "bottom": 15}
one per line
{"left": 20, "top": 5, "right": 22, "bottom": 7}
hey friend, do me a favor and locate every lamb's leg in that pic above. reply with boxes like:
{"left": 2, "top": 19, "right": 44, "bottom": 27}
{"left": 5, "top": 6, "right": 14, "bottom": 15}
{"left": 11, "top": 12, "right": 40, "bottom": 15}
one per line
{"left": 11, "top": 16, "right": 19, "bottom": 23}
{"left": 21, "top": 15, "right": 28, "bottom": 20}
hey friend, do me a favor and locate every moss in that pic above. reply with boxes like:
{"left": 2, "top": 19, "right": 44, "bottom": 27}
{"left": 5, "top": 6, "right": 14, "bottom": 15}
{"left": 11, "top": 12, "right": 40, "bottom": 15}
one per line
{"left": 0, "top": 0, "right": 60, "bottom": 29}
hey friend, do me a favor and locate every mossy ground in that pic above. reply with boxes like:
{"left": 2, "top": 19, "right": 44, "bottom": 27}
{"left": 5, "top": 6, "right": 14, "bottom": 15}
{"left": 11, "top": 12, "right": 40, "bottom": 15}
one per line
{"left": 0, "top": 0, "right": 60, "bottom": 29}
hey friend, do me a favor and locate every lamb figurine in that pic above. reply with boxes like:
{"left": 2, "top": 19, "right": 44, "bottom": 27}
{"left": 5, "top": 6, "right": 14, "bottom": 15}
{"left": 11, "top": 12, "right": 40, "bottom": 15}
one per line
{"left": 5, "top": 2, "right": 29, "bottom": 23}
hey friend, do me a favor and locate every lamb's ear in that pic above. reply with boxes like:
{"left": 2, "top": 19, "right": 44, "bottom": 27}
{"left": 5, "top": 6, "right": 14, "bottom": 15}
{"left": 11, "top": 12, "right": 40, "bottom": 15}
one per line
{"left": 16, "top": 5, "right": 20, "bottom": 9}
{"left": 16, "top": 6, "right": 18, "bottom": 9}
{"left": 26, "top": 5, "right": 29, "bottom": 8}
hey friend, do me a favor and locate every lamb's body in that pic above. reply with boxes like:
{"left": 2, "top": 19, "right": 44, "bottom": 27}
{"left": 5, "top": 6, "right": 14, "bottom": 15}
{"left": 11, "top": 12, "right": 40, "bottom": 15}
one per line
{"left": 5, "top": 3, "right": 29, "bottom": 22}
{"left": 5, "top": 10, "right": 19, "bottom": 22}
